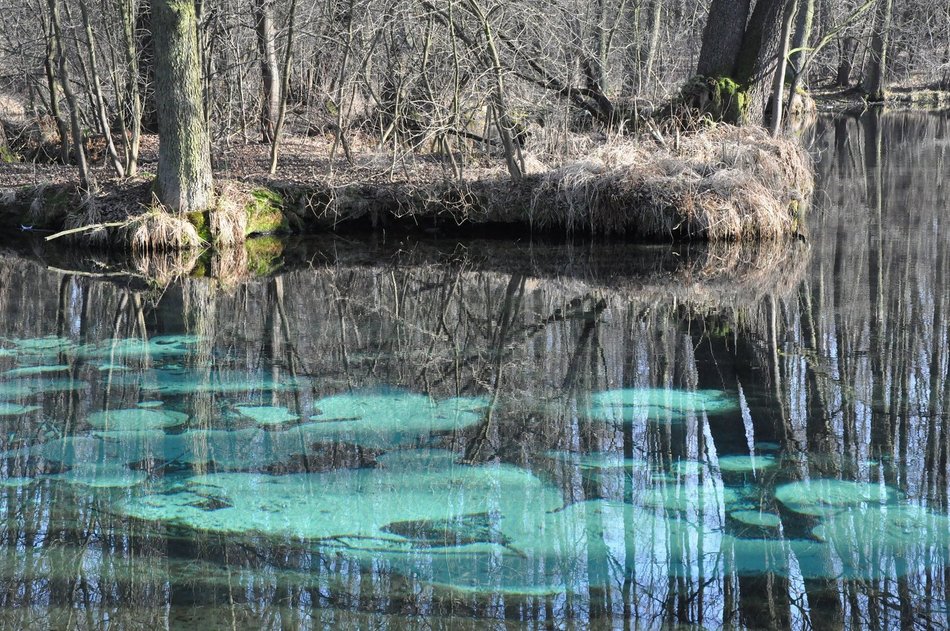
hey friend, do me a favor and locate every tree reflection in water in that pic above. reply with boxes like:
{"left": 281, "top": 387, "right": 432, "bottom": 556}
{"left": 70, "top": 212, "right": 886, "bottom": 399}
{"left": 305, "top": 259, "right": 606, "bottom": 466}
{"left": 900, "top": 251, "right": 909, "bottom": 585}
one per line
{"left": 0, "top": 110, "right": 946, "bottom": 629}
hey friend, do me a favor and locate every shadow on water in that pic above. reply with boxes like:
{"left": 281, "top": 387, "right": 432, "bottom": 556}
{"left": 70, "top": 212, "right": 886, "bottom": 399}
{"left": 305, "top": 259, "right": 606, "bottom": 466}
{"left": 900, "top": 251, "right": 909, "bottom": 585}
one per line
{"left": 0, "top": 110, "right": 946, "bottom": 629}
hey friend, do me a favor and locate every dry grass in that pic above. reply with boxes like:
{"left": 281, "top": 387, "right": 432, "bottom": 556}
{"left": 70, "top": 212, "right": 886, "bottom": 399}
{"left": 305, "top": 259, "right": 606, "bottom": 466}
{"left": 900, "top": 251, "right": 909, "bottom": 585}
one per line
{"left": 210, "top": 183, "right": 249, "bottom": 247}
{"left": 118, "top": 206, "right": 205, "bottom": 252}
{"left": 528, "top": 124, "right": 813, "bottom": 240}
{"left": 130, "top": 248, "right": 202, "bottom": 286}
{"left": 63, "top": 199, "right": 111, "bottom": 247}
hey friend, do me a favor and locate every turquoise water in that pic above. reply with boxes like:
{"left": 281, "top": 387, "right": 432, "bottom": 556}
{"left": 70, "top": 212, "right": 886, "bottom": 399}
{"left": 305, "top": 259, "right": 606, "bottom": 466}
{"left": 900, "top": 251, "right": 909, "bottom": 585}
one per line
{"left": 0, "top": 110, "right": 947, "bottom": 628}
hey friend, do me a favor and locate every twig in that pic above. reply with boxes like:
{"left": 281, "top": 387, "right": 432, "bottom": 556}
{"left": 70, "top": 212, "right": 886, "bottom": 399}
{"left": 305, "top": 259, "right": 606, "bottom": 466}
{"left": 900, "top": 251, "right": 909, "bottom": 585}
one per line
{"left": 45, "top": 221, "right": 127, "bottom": 241}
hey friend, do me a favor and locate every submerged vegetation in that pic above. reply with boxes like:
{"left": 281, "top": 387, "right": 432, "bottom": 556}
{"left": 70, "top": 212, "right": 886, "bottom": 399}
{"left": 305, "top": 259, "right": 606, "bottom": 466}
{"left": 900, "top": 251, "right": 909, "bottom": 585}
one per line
{"left": 0, "top": 110, "right": 942, "bottom": 627}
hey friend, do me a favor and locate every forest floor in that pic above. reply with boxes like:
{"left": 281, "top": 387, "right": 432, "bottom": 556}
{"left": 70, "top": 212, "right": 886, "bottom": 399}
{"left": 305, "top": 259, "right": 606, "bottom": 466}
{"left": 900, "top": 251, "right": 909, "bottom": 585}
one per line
{"left": 0, "top": 131, "right": 510, "bottom": 190}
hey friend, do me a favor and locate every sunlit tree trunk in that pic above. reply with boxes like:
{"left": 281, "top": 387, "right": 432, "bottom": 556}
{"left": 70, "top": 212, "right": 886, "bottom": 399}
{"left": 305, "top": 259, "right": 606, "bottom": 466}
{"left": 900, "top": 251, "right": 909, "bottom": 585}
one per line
{"left": 640, "top": 0, "right": 663, "bottom": 91}
{"left": 77, "top": 0, "right": 126, "bottom": 178}
{"left": 861, "top": 0, "right": 892, "bottom": 101}
{"left": 268, "top": 0, "right": 297, "bottom": 174}
{"left": 152, "top": 0, "right": 213, "bottom": 212}
{"left": 789, "top": 0, "right": 814, "bottom": 78}
{"left": 42, "top": 20, "right": 70, "bottom": 164}
{"left": 696, "top": 0, "right": 751, "bottom": 77}
{"left": 769, "top": 0, "right": 798, "bottom": 135}
{"left": 119, "top": 0, "right": 142, "bottom": 175}
{"left": 48, "top": 0, "right": 95, "bottom": 194}
{"left": 254, "top": 0, "right": 280, "bottom": 143}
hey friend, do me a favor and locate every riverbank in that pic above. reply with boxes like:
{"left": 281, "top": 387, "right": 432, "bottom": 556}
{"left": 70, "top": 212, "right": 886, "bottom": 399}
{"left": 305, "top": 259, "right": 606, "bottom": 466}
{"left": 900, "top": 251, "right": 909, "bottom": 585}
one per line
{"left": 0, "top": 124, "right": 812, "bottom": 247}
{"left": 811, "top": 84, "right": 950, "bottom": 113}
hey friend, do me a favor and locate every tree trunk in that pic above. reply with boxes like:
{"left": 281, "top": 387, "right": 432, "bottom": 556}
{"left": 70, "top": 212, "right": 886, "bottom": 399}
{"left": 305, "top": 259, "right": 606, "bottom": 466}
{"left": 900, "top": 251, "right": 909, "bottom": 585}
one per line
{"left": 769, "top": 0, "right": 798, "bottom": 136}
{"left": 43, "top": 20, "right": 70, "bottom": 164}
{"left": 268, "top": 0, "right": 298, "bottom": 174}
{"left": 835, "top": 37, "right": 857, "bottom": 87}
{"left": 735, "top": 0, "right": 784, "bottom": 125}
{"left": 78, "top": 0, "right": 126, "bottom": 177}
{"left": 861, "top": 0, "right": 892, "bottom": 101}
{"left": 49, "top": 0, "right": 95, "bottom": 194}
{"left": 789, "top": 0, "right": 814, "bottom": 78}
{"left": 641, "top": 0, "right": 663, "bottom": 91}
{"left": 696, "top": 0, "right": 751, "bottom": 77}
{"left": 152, "top": 0, "right": 213, "bottom": 212}
{"left": 255, "top": 0, "right": 280, "bottom": 144}
{"left": 119, "top": 0, "right": 142, "bottom": 175}
{"left": 137, "top": 0, "right": 159, "bottom": 133}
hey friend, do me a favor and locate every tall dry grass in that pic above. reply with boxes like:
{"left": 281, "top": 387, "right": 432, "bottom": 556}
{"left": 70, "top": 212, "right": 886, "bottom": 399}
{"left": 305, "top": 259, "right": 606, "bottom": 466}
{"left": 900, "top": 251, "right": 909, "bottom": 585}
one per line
{"left": 528, "top": 125, "right": 813, "bottom": 240}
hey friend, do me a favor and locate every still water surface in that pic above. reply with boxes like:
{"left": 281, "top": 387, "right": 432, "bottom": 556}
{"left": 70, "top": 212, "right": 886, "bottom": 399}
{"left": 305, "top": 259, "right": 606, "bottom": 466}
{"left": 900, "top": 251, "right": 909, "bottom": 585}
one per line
{"left": 0, "top": 110, "right": 947, "bottom": 629}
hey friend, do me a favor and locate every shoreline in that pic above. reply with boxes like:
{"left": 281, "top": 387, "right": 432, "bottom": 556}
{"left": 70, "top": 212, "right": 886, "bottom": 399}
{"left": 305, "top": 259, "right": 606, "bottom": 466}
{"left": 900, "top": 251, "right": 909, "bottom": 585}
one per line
{"left": 0, "top": 125, "right": 812, "bottom": 247}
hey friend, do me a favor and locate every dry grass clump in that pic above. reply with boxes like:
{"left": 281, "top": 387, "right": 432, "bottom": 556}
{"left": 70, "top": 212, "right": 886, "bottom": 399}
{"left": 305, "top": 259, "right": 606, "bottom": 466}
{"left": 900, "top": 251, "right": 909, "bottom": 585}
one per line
{"left": 210, "top": 183, "right": 249, "bottom": 247}
{"left": 529, "top": 125, "right": 814, "bottom": 240}
{"left": 118, "top": 207, "right": 205, "bottom": 252}
{"left": 130, "top": 248, "right": 202, "bottom": 286}
{"left": 62, "top": 199, "right": 110, "bottom": 247}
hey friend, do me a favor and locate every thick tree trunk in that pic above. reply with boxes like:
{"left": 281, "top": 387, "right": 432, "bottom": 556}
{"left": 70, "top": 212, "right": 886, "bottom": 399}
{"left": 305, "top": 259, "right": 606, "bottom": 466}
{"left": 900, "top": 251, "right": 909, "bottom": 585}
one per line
{"left": 152, "top": 0, "right": 213, "bottom": 212}
{"left": 736, "top": 0, "right": 784, "bottom": 125}
{"left": 696, "top": 0, "right": 751, "bottom": 77}
{"left": 255, "top": 0, "right": 280, "bottom": 144}
{"left": 835, "top": 37, "right": 857, "bottom": 87}
{"left": 861, "top": 0, "right": 892, "bottom": 101}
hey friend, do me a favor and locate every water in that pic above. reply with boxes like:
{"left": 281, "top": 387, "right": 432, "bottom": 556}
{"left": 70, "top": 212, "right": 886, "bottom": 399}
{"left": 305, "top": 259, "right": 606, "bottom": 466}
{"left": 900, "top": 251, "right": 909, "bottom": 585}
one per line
{"left": 0, "top": 110, "right": 947, "bottom": 629}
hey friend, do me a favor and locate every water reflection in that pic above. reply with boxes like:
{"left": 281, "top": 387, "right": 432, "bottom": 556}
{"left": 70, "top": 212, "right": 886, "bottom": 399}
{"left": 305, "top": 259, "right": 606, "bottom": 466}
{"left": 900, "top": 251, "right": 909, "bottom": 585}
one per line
{"left": 0, "top": 110, "right": 947, "bottom": 628}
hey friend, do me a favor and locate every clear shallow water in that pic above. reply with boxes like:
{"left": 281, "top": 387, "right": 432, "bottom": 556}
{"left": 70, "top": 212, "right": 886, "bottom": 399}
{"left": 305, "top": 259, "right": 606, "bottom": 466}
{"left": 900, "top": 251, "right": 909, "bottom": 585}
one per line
{"left": 0, "top": 110, "right": 947, "bottom": 629}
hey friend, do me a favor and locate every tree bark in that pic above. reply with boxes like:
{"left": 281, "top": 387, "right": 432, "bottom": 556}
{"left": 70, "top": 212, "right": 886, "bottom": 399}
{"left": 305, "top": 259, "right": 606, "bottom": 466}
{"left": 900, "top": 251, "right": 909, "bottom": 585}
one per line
{"left": 789, "top": 0, "right": 814, "bottom": 78}
{"left": 641, "top": 0, "right": 663, "bottom": 90}
{"left": 861, "top": 0, "right": 892, "bottom": 101}
{"left": 48, "top": 0, "right": 95, "bottom": 194}
{"left": 835, "top": 37, "right": 857, "bottom": 87}
{"left": 268, "top": 0, "right": 298, "bottom": 174}
{"left": 77, "top": 0, "right": 126, "bottom": 177}
{"left": 119, "top": 0, "right": 142, "bottom": 175}
{"left": 769, "top": 0, "right": 798, "bottom": 135}
{"left": 152, "top": 0, "right": 213, "bottom": 212}
{"left": 735, "top": 0, "right": 784, "bottom": 125}
{"left": 696, "top": 0, "right": 751, "bottom": 77}
{"left": 43, "top": 18, "right": 70, "bottom": 164}
{"left": 254, "top": 0, "right": 280, "bottom": 143}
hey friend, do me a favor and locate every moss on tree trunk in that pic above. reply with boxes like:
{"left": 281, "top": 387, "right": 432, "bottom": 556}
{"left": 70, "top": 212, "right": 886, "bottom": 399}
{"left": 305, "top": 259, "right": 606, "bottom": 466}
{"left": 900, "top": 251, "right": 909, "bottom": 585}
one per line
{"left": 152, "top": 0, "right": 213, "bottom": 212}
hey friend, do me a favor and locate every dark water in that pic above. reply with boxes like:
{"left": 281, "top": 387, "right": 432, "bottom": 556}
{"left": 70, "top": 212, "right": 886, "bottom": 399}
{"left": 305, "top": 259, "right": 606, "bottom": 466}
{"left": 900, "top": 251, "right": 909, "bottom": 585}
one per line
{"left": 0, "top": 110, "right": 947, "bottom": 629}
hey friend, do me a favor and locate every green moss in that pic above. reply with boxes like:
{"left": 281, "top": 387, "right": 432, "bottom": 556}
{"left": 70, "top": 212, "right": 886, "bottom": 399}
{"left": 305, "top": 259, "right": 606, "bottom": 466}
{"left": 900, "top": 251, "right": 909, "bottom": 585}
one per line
{"left": 245, "top": 236, "right": 285, "bottom": 276}
{"left": 187, "top": 210, "right": 211, "bottom": 242}
{"left": 245, "top": 188, "right": 288, "bottom": 235}
{"left": 681, "top": 75, "right": 749, "bottom": 124}
{"left": 0, "top": 145, "right": 17, "bottom": 164}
